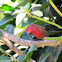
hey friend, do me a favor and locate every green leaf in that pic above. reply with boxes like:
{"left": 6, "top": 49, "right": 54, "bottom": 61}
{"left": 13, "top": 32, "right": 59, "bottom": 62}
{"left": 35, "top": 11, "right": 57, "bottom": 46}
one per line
{"left": 17, "top": 0, "right": 22, "bottom": 3}
{"left": 33, "top": 20, "right": 46, "bottom": 26}
{"left": 17, "top": 55, "right": 25, "bottom": 62}
{"left": 0, "top": 15, "right": 16, "bottom": 26}
{"left": 2, "top": 4, "right": 15, "bottom": 11}
{"left": 0, "top": 13, "right": 5, "bottom": 20}
{"left": 16, "top": 0, "right": 31, "bottom": 7}
{"left": 24, "top": 2, "right": 31, "bottom": 12}
{"left": 39, "top": 52, "right": 50, "bottom": 62}
{"left": 0, "top": 31, "right": 1, "bottom": 40}
{"left": 0, "top": 56, "right": 11, "bottom": 62}
{"left": 6, "top": 24, "right": 14, "bottom": 34}
{"left": 28, "top": 45, "right": 37, "bottom": 52}
{"left": 0, "top": 22, "right": 9, "bottom": 29}
{"left": 40, "top": 2, "right": 49, "bottom": 13}
{"left": 32, "top": 10, "right": 43, "bottom": 17}
{"left": 24, "top": 45, "right": 37, "bottom": 62}
{"left": 17, "top": 16, "right": 36, "bottom": 28}
{"left": 21, "top": 16, "right": 37, "bottom": 27}
{"left": 3, "top": 11, "right": 12, "bottom": 16}
{"left": 32, "top": 3, "right": 41, "bottom": 12}
{"left": 33, "top": 0, "right": 38, "bottom": 4}
{"left": 14, "top": 27, "right": 26, "bottom": 37}
{"left": 16, "top": 13, "right": 26, "bottom": 26}
{"left": 22, "top": 32, "right": 34, "bottom": 40}
{"left": 0, "top": 46, "right": 12, "bottom": 57}
{"left": 11, "top": 0, "right": 16, "bottom": 2}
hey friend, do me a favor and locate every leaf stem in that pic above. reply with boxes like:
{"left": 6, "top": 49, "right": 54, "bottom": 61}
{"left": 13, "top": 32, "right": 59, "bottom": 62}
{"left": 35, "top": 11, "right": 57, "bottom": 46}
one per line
{"left": 32, "top": 15, "right": 62, "bottom": 29}
{"left": 48, "top": 0, "right": 62, "bottom": 17}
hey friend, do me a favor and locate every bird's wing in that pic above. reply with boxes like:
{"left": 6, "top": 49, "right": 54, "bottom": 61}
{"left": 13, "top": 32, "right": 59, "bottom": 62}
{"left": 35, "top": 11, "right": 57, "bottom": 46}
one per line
{"left": 35, "top": 24, "right": 49, "bottom": 36}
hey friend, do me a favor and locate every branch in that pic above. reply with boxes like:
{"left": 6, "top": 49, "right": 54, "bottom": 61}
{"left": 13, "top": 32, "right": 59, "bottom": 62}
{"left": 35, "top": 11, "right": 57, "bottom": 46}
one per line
{"left": 1, "top": 32, "right": 36, "bottom": 62}
{"left": 2, "top": 38, "right": 23, "bottom": 55}
{"left": 0, "top": 29, "right": 62, "bottom": 48}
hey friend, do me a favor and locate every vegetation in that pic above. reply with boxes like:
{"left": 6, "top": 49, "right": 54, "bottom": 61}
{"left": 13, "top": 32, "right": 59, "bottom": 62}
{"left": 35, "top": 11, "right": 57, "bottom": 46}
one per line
{"left": 0, "top": 0, "right": 62, "bottom": 62}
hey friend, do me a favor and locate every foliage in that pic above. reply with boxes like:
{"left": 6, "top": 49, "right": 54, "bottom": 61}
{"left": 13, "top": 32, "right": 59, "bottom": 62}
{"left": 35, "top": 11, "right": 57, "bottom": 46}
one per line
{"left": 0, "top": 0, "right": 62, "bottom": 62}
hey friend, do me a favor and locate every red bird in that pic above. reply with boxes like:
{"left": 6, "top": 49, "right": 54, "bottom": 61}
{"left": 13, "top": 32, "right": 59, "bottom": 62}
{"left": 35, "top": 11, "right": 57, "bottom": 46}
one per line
{"left": 26, "top": 24, "right": 49, "bottom": 39}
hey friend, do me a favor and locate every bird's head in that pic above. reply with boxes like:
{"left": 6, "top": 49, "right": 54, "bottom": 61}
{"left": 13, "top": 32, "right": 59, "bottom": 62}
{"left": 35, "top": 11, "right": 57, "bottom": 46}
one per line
{"left": 26, "top": 24, "right": 34, "bottom": 35}
{"left": 26, "top": 28, "right": 31, "bottom": 35}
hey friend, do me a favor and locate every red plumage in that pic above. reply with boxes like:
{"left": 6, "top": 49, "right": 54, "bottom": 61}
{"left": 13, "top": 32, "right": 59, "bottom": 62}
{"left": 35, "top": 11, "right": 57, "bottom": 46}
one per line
{"left": 26, "top": 24, "right": 49, "bottom": 39}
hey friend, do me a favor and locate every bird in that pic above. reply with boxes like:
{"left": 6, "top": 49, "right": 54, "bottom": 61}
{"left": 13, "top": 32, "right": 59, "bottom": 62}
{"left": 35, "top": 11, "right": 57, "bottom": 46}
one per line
{"left": 26, "top": 24, "right": 49, "bottom": 39}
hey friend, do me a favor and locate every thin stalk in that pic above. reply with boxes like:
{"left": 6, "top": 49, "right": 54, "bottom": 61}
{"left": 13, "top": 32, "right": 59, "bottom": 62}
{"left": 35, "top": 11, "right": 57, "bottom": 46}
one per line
{"left": 32, "top": 15, "right": 62, "bottom": 29}
{"left": 48, "top": 0, "right": 62, "bottom": 17}
{"left": 45, "top": 36, "right": 62, "bottom": 40}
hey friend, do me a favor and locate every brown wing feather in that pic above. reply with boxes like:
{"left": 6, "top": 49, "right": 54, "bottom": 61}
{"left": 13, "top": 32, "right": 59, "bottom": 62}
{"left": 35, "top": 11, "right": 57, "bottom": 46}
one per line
{"left": 34, "top": 24, "right": 49, "bottom": 36}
